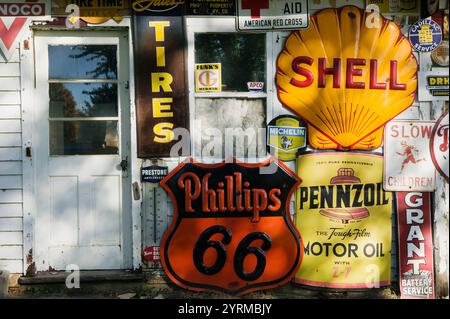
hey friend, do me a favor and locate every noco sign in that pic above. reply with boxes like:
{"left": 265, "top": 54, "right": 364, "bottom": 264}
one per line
{"left": 0, "top": 2, "right": 45, "bottom": 17}
{"left": 236, "top": 0, "right": 309, "bottom": 31}
{"left": 160, "top": 158, "right": 302, "bottom": 295}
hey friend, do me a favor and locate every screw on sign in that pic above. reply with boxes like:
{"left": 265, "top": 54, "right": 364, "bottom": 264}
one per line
{"left": 430, "top": 110, "right": 449, "bottom": 182}
{"left": 159, "top": 157, "right": 303, "bottom": 295}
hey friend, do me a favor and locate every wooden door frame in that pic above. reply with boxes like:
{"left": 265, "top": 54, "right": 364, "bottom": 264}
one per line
{"left": 21, "top": 26, "right": 141, "bottom": 273}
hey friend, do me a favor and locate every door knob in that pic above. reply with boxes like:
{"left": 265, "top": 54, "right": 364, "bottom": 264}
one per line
{"left": 120, "top": 156, "right": 128, "bottom": 172}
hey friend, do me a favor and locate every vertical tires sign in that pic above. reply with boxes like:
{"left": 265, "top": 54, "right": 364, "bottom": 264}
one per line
{"left": 295, "top": 153, "right": 392, "bottom": 288}
{"left": 133, "top": 14, "right": 188, "bottom": 158}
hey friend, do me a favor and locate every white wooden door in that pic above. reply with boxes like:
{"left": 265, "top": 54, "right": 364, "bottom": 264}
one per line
{"left": 33, "top": 31, "right": 132, "bottom": 270}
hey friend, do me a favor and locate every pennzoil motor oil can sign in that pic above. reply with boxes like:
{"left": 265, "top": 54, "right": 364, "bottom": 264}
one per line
{"left": 267, "top": 115, "right": 307, "bottom": 161}
{"left": 159, "top": 157, "right": 302, "bottom": 295}
{"left": 294, "top": 152, "right": 392, "bottom": 288}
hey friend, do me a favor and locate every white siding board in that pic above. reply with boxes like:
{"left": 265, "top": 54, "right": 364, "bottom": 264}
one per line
{"left": 0, "top": 204, "right": 22, "bottom": 217}
{"left": 0, "top": 92, "right": 20, "bottom": 105}
{"left": 0, "top": 119, "right": 21, "bottom": 133}
{"left": 0, "top": 105, "right": 21, "bottom": 119}
{"left": 0, "top": 63, "right": 20, "bottom": 77}
{"left": 0, "top": 245, "right": 22, "bottom": 259}
{"left": 0, "top": 162, "right": 22, "bottom": 175}
{"left": 0, "top": 148, "right": 21, "bottom": 161}
{"left": 0, "top": 176, "right": 21, "bottom": 189}
{"left": 0, "top": 49, "right": 20, "bottom": 63}
{"left": 0, "top": 231, "right": 22, "bottom": 245}
{"left": 0, "top": 190, "right": 22, "bottom": 203}
{"left": 0, "top": 78, "right": 20, "bottom": 91}
{"left": 0, "top": 218, "right": 22, "bottom": 231}
{"left": 0, "top": 134, "right": 21, "bottom": 147}
{"left": 0, "top": 259, "right": 22, "bottom": 273}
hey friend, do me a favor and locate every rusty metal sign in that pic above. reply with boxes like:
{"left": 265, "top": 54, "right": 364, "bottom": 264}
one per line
{"left": 133, "top": 16, "right": 188, "bottom": 158}
{"left": 384, "top": 120, "right": 436, "bottom": 191}
{"left": 430, "top": 110, "right": 449, "bottom": 182}
{"left": 160, "top": 157, "right": 302, "bottom": 295}
{"left": 276, "top": 6, "right": 418, "bottom": 150}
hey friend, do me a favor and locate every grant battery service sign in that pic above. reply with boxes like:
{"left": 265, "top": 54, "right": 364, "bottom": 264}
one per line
{"left": 295, "top": 152, "right": 392, "bottom": 288}
{"left": 397, "top": 192, "right": 435, "bottom": 299}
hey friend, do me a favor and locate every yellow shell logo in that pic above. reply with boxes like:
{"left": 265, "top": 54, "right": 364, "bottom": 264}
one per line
{"left": 276, "top": 6, "right": 418, "bottom": 150}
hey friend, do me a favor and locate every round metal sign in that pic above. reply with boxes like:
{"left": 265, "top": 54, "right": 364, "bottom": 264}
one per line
{"left": 409, "top": 18, "right": 443, "bottom": 52}
{"left": 430, "top": 110, "right": 449, "bottom": 182}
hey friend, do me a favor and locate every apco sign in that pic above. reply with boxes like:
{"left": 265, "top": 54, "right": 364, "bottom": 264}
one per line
{"left": 160, "top": 158, "right": 302, "bottom": 295}
{"left": 384, "top": 120, "right": 436, "bottom": 192}
{"left": 195, "top": 63, "right": 221, "bottom": 92}
{"left": 133, "top": 16, "right": 188, "bottom": 158}
{"left": 276, "top": 6, "right": 418, "bottom": 150}
{"left": 266, "top": 115, "right": 307, "bottom": 161}
{"left": 397, "top": 192, "right": 435, "bottom": 299}
{"left": 430, "top": 110, "right": 449, "bottom": 181}
{"left": 418, "top": 70, "right": 449, "bottom": 101}
{"left": 295, "top": 153, "right": 392, "bottom": 288}
{"left": 236, "top": 0, "right": 309, "bottom": 31}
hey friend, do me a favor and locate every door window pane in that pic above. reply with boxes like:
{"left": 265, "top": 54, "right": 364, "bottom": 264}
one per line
{"left": 49, "top": 45, "right": 117, "bottom": 80}
{"left": 195, "top": 33, "right": 266, "bottom": 92}
{"left": 50, "top": 121, "right": 119, "bottom": 155}
{"left": 49, "top": 83, "right": 118, "bottom": 117}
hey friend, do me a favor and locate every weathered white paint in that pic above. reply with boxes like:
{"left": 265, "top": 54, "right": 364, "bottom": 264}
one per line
{"left": 0, "top": 92, "right": 20, "bottom": 105}
{"left": 20, "top": 27, "right": 35, "bottom": 276}
{"left": 0, "top": 190, "right": 22, "bottom": 203}
{"left": 0, "top": 134, "right": 21, "bottom": 147}
{"left": 0, "top": 162, "right": 21, "bottom": 175}
{"left": 0, "top": 176, "right": 22, "bottom": 189}
{"left": 0, "top": 260, "right": 22, "bottom": 273}
{"left": 0, "top": 246, "right": 22, "bottom": 260}
{"left": 0, "top": 204, "right": 22, "bottom": 217}
{"left": 33, "top": 31, "right": 132, "bottom": 270}
{"left": 0, "top": 49, "right": 20, "bottom": 63}
{"left": 0, "top": 63, "right": 20, "bottom": 77}
{"left": 0, "top": 218, "right": 22, "bottom": 232}
{"left": 0, "top": 78, "right": 20, "bottom": 91}
{"left": 0, "top": 232, "right": 22, "bottom": 245}
{"left": 0, "top": 148, "right": 21, "bottom": 161}
{"left": 0, "top": 105, "right": 21, "bottom": 118}
{"left": 0, "top": 120, "right": 21, "bottom": 133}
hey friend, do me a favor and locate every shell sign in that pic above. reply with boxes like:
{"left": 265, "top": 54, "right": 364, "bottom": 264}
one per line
{"left": 276, "top": 6, "right": 418, "bottom": 150}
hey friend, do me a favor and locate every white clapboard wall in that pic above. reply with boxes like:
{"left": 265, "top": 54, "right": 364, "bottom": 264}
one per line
{"left": 0, "top": 46, "right": 23, "bottom": 274}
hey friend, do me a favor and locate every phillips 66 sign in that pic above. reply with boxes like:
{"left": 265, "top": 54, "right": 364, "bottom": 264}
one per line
{"left": 160, "top": 158, "right": 302, "bottom": 295}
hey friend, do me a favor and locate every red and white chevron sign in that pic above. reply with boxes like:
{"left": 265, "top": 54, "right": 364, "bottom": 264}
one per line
{"left": 0, "top": 1, "right": 46, "bottom": 61}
